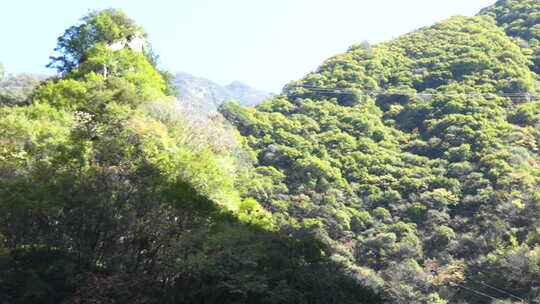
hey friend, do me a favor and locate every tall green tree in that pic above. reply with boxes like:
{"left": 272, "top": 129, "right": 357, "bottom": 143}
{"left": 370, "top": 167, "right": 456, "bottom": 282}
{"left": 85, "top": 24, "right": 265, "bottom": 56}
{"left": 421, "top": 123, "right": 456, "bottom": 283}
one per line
{"left": 47, "top": 9, "right": 145, "bottom": 74}
{"left": 0, "top": 9, "right": 382, "bottom": 304}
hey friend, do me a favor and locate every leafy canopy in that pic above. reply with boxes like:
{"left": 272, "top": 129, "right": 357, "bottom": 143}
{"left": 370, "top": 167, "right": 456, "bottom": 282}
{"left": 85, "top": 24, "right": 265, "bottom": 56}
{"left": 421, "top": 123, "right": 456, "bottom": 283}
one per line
{"left": 222, "top": 10, "right": 540, "bottom": 304}
{"left": 0, "top": 8, "right": 382, "bottom": 304}
{"left": 47, "top": 8, "right": 146, "bottom": 74}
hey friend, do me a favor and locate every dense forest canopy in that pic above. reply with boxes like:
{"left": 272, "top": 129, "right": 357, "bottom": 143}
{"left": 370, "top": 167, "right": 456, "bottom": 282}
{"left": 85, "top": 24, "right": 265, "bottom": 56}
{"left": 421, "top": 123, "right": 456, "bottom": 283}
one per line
{"left": 3, "top": 1, "right": 540, "bottom": 303}
{"left": 221, "top": 1, "right": 540, "bottom": 303}
{"left": 479, "top": 0, "right": 540, "bottom": 74}
{"left": 0, "top": 9, "right": 380, "bottom": 304}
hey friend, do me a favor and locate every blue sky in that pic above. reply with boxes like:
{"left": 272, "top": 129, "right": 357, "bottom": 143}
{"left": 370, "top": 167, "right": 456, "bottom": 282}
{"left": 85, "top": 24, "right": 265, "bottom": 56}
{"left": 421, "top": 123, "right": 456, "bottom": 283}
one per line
{"left": 1, "top": 0, "right": 495, "bottom": 92}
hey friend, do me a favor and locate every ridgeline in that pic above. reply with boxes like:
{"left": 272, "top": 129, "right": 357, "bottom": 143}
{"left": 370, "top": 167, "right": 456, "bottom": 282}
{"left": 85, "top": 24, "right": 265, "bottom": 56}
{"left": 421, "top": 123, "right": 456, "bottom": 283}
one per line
{"left": 2, "top": 1, "right": 540, "bottom": 303}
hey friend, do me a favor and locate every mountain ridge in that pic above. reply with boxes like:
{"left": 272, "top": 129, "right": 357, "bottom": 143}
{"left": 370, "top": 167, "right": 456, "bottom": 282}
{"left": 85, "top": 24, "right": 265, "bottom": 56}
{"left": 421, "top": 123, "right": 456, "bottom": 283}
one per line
{"left": 173, "top": 72, "right": 274, "bottom": 111}
{"left": 221, "top": 2, "right": 540, "bottom": 302}
{"left": 2, "top": 1, "right": 540, "bottom": 303}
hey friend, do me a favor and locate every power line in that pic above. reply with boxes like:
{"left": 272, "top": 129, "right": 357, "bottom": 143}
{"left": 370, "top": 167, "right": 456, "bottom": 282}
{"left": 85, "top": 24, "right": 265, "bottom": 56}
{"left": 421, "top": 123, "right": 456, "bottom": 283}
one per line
{"left": 449, "top": 255, "right": 531, "bottom": 303}
{"left": 450, "top": 282, "right": 502, "bottom": 302}
{"left": 288, "top": 84, "right": 540, "bottom": 99}
{"left": 476, "top": 280, "right": 525, "bottom": 303}
{"left": 294, "top": 86, "right": 538, "bottom": 98}
{"left": 292, "top": 84, "right": 537, "bottom": 97}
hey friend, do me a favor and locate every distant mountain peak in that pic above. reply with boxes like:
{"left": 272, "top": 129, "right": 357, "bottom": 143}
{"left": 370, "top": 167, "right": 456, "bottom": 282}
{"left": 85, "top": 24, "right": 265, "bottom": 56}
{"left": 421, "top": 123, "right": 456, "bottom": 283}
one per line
{"left": 226, "top": 81, "right": 250, "bottom": 89}
{"left": 173, "top": 73, "right": 274, "bottom": 111}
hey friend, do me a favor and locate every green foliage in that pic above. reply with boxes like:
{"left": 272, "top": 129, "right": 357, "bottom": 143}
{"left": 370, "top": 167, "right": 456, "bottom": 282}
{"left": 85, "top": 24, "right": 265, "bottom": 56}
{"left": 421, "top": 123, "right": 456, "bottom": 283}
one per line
{"left": 0, "top": 74, "right": 43, "bottom": 107}
{"left": 480, "top": 0, "right": 540, "bottom": 74}
{"left": 82, "top": 45, "right": 164, "bottom": 89}
{"left": 222, "top": 5, "right": 540, "bottom": 303}
{"left": 45, "top": 9, "right": 168, "bottom": 99}
{"left": 0, "top": 9, "right": 382, "bottom": 304}
{"left": 8, "top": 1, "right": 540, "bottom": 302}
{"left": 508, "top": 100, "right": 540, "bottom": 125}
{"left": 47, "top": 9, "right": 145, "bottom": 74}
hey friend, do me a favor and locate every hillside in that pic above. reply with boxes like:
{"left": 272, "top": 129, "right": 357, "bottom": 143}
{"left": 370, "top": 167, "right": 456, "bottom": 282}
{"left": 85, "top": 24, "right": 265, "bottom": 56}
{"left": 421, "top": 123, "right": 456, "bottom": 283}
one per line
{"left": 226, "top": 81, "right": 273, "bottom": 107}
{"left": 0, "top": 10, "right": 381, "bottom": 303}
{"left": 479, "top": 0, "right": 540, "bottom": 74}
{"left": 173, "top": 72, "right": 273, "bottom": 111}
{"left": 221, "top": 3, "right": 540, "bottom": 303}
{"left": 3, "top": 1, "right": 540, "bottom": 303}
{"left": 0, "top": 71, "right": 45, "bottom": 107}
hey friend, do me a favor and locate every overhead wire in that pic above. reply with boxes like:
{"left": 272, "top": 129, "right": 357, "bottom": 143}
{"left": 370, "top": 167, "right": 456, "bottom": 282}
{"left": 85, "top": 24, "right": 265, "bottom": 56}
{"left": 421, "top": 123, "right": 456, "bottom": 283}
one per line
{"left": 288, "top": 84, "right": 540, "bottom": 99}
{"left": 440, "top": 235, "right": 529, "bottom": 303}
{"left": 449, "top": 282, "right": 503, "bottom": 302}
{"left": 291, "top": 84, "right": 535, "bottom": 96}
{"left": 475, "top": 280, "right": 525, "bottom": 303}
{"left": 290, "top": 82, "right": 537, "bottom": 304}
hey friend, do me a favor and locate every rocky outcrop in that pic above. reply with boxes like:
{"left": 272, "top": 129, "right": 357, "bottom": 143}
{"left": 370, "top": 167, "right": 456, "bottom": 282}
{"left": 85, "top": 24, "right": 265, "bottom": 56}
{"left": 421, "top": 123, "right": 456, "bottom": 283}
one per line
{"left": 106, "top": 32, "right": 147, "bottom": 53}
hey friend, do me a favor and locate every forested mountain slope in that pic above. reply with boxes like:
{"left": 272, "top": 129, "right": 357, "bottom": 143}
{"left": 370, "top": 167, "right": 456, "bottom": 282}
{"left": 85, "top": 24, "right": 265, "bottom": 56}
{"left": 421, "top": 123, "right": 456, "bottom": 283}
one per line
{"left": 221, "top": 3, "right": 540, "bottom": 303}
{"left": 0, "top": 9, "right": 381, "bottom": 303}
{"left": 173, "top": 72, "right": 272, "bottom": 112}
{"left": 3, "top": 1, "right": 540, "bottom": 303}
{"left": 0, "top": 66, "right": 44, "bottom": 107}
{"left": 480, "top": 0, "right": 540, "bottom": 74}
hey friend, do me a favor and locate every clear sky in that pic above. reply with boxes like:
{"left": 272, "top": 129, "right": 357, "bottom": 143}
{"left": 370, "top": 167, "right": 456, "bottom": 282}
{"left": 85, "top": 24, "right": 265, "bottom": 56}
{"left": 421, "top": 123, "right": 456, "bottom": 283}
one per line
{"left": 1, "top": 0, "right": 495, "bottom": 92}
